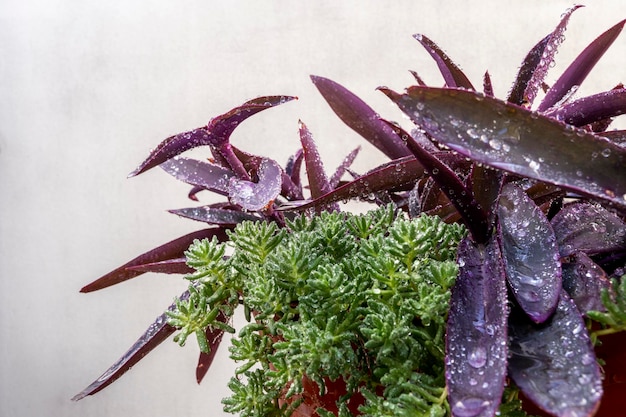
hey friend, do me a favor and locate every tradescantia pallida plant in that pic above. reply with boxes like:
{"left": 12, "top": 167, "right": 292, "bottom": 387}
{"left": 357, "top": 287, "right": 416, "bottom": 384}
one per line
{"left": 74, "top": 6, "right": 626, "bottom": 417}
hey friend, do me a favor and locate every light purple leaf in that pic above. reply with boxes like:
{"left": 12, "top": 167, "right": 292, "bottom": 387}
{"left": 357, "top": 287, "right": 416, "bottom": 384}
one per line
{"left": 543, "top": 87, "right": 626, "bottom": 126}
{"left": 508, "top": 291, "right": 603, "bottom": 417}
{"left": 497, "top": 183, "right": 561, "bottom": 323}
{"left": 80, "top": 228, "right": 228, "bottom": 292}
{"left": 310, "top": 75, "right": 411, "bottom": 160}
{"left": 168, "top": 206, "right": 261, "bottom": 226}
{"left": 522, "top": 5, "right": 582, "bottom": 106}
{"left": 128, "top": 95, "right": 296, "bottom": 177}
{"left": 228, "top": 158, "right": 282, "bottom": 211}
{"left": 446, "top": 236, "right": 508, "bottom": 417}
{"left": 413, "top": 34, "right": 474, "bottom": 90}
{"left": 551, "top": 201, "right": 626, "bottom": 258}
{"left": 538, "top": 19, "right": 626, "bottom": 112}
{"left": 562, "top": 251, "right": 612, "bottom": 314}
{"left": 386, "top": 86, "right": 626, "bottom": 209}
{"left": 160, "top": 157, "right": 235, "bottom": 195}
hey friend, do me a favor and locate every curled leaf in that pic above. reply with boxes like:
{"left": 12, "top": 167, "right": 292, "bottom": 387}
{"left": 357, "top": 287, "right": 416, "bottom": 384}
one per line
{"left": 387, "top": 86, "right": 626, "bottom": 209}
{"left": 228, "top": 158, "right": 282, "bottom": 211}
{"left": 129, "top": 96, "right": 296, "bottom": 177}
{"left": 508, "top": 291, "right": 603, "bottom": 417}
{"left": 160, "top": 157, "right": 235, "bottom": 195}
{"left": 497, "top": 183, "right": 561, "bottom": 323}
{"left": 446, "top": 236, "right": 508, "bottom": 417}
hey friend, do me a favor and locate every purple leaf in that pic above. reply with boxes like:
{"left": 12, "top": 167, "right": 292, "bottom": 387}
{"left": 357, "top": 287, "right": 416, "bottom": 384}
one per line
{"left": 299, "top": 121, "right": 333, "bottom": 198}
{"left": 446, "top": 236, "right": 508, "bottom": 417}
{"left": 128, "top": 95, "right": 296, "bottom": 177}
{"left": 538, "top": 19, "right": 626, "bottom": 112}
{"left": 80, "top": 228, "right": 228, "bottom": 292}
{"left": 279, "top": 156, "right": 425, "bottom": 212}
{"left": 562, "top": 251, "right": 612, "bottom": 314}
{"left": 508, "top": 34, "right": 550, "bottom": 105}
{"left": 168, "top": 206, "right": 261, "bottom": 226}
{"left": 413, "top": 34, "right": 474, "bottom": 89}
{"left": 195, "top": 310, "right": 227, "bottom": 384}
{"left": 551, "top": 201, "right": 626, "bottom": 258}
{"left": 522, "top": 5, "right": 582, "bottom": 106}
{"left": 126, "top": 258, "right": 191, "bottom": 274}
{"left": 160, "top": 157, "right": 235, "bottom": 195}
{"left": 310, "top": 75, "right": 411, "bottom": 160}
{"left": 497, "top": 183, "right": 561, "bottom": 323}
{"left": 329, "top": 146, "right": 360, "bottom": 189}
{"left": 376, "top": 112, "right": 490, "bottom": 243}
{"left": 72, "top": 299, "right": 180, "bottom": 400}
{"left": 387, "top": 86, "right": 626, "bottom": 209}
{"left": 228, "top": 158, "right": 282, "bottom": 211}
{"left": 598, "top": 129, "right": 626, "bottom": 147}
{"left": 508, "top": 291, "right": 603, "bottom": 417}
{"left": 483, "top": 71, "right": 494, "bottom": 97}
{"left": 543, "top": 87, "right": 626, "bottom": 126}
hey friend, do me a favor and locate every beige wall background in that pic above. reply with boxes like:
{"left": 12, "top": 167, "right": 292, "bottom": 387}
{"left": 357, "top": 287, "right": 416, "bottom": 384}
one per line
{"left": 1, "top": 1, "right": 625, "bottom": 416}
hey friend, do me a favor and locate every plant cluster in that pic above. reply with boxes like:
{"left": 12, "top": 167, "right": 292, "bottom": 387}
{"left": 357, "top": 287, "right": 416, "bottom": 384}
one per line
{"left": 74, "top": 6, "right": 626, "bottom": 417}
{"left": 169, "top": 206, "right": 465, "bottom": 416}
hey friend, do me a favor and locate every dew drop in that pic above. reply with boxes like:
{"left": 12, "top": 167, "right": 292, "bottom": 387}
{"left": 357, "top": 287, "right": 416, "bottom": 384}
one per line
{"left": 452, "top": 398, "right": 490, "bottom": 417}
{"left": 468, "top": 346, "right": 487, "bottom": 368}
{"left": 601, "top": 148, "right": 611, "bottom": 157}
{"left": 489, "top": 139, "right": 502, "bottom": 150}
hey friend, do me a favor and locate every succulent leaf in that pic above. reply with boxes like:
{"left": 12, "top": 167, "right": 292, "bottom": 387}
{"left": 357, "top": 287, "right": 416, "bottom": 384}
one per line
{"left": 508, "top": 291, "right": 603, "bottom": 417}
{"left": 497, "top": 183, "right": 561, "bottom": 323}
{"left": 446, "top": 236, "right": 508, "bottom": 417}
{"left": 387, "top": 86, "right": 626, "bottom": 209}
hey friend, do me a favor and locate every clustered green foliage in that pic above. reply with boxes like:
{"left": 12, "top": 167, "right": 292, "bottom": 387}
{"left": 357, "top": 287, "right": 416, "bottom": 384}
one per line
{"left": 588, "top": 275, "right": 626, "bottom": 343}
{"left": 166, "top": 205, "right": 534, "bottom": 416}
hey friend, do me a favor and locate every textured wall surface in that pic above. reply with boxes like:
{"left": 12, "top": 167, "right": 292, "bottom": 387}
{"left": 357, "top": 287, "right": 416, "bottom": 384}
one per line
{"left": 1, "top": 1, "right": 625, "bottom": 416}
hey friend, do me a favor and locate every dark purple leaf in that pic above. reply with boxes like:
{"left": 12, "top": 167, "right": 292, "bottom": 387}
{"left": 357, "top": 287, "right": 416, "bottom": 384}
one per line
{"left": 538, "top": 19, "right": 626, "bottom": 112}
{"left": 551, "top": 201, "right": 626, "bottom": 258}
{"left": 521, "top": 5, "right": 582, "bottom": 106}
{"left": 508, "top": 291, "right": 603, "bottom": 417}
{"left": 72, "top": 299, "right": 180, "bottom": 400}
{"left": 413, "top": 34, "right": 474, "bottom": 90}
{"left": 168, "top": 206, "right": 261, "bottom": 226}
{"left": 286, "top": 149, "right": 304, "bottom": 188}
{"left": 377, "top": 113, "right": 490, "bottom": 243}
{"left": 279, "top": 156, "right": 425, "bottom": 212}
{"left": 80, "top": 228, "right": 228, "bottom": 292}
{"left": 598, "top": 129, "right": 626, "bottom": 147}
{"left": 329, "top": 146, "right": 360, "bottom": 189}
{"left": 160, "top": 157, "right": 235, "bottom": 195}
{"left": 482, "top": 71, "right": 493, "bottom": 97}
{"left": 508, "top": 34, "right": 550, "bottom": 105}
{"left": 446, "top": 236, "right": 508, "bottom": 417}
{"left": 387, "top": 86, "right": 626, "bottom": 209}
{"left": 562, "top": 251, "right": 612, "bottom": 314}
{"left": 128, "top": 96, "right": 296, "bottom": 177}
{"left": 409, "top": 70, "right": 427, "bottom": 86}
{"left": 126, "top": 258, "right": 191, "bottom": 274}
{"left": 310, "top": 75, "right": 411, "bottom": 160}
{"left": 228, "top": 158, "right": 282, "bottom": 211}
{"left": 195, "top": 310, "right": 228, "bottom": 384}
{"left": 497, "top": 183, "right": 561, "bottom": 323}
{"left": 543, "top": 87, "right": 626, "bottom": 126}
{"left": 299, "top": 121, "right": 333, "bottom": 199}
